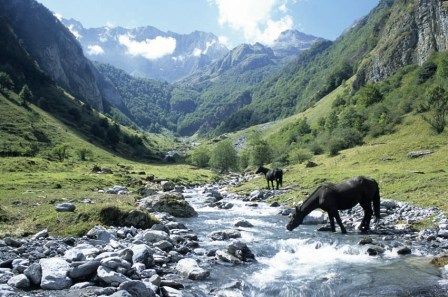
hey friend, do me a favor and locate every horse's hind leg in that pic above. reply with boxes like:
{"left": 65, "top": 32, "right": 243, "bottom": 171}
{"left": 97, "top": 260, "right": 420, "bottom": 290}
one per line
{"left": 330, "top": 215, "right": 336, "bottom": 232}
{"left": 275, "top": 179, "right": 279, "bottom": 190}
{"left": 359, "top": 202, "right": 373, "bottom": 232}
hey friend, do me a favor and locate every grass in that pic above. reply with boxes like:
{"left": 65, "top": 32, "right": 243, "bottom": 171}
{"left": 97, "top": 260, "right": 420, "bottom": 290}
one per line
{"left": 233, "top": 114, "right": 448, "bottom": 213}
{"left": 0, "top": 92, "right": 216, "bottom": 237}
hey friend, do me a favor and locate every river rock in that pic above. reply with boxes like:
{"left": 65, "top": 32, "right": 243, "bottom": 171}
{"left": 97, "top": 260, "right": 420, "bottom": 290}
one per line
{"left": 39, "top": 258, "right": 72, "bottom": 290}
{"left": 68, "top": 260, "right": 100, "bottom": 280}
{"left": 118, "top": 280, "right": 156, "bottom": 297}
{"left": 4, "top": 238, "right": 21, "bottom": 248}
{"left": 176, "top": 258, "right": 210, "bottom": 280}
{"left": 0, "top": 269, "right": 13, "bottom": 284}
{"left": 131, "top": 244, "right": 153, "bottom": 267}
{"left": 215, "top": 250, "right": 242, "bottom": 264}
{"left": 31, "top": 229, "right": 49, "bottom": 240}
{"left": 209, "top": 230, "right": 241, "bottom": 241}
{"left": 97, "top": 265, "right": 130, "bottom": 285}
{"left": 110, "top": 290, "right": 133, "bottom": 297}
{"left": 7, "top": 274, "right": 29, "bottom": 289}
{"left": 366, "top": 245, "right": 385, "bottom": 256}
{"left": 101, "top": 257, "right": 132, "bottom": 270}
{"left": 161, "top": 181, "right": 175, "bottom": 192}
{"left": 161, "top": 286, "right": 183, "bottom": 297}
{"left": 430, "top": 254, "right": 448, "bottom": 267}
{"left": 249, "top": 190, "right": 264, "bottom": 200}
{"left": 270, "top": 202, "right": 280, "bottom": 207}
{"left": 227, "top": 241, "right": 255, "bottom": 262}
{"left": 234, "top": 220, "right": 253, "bottom": 228}
{"left": 139, "top": 230, "right": 171, "bottom": 243}
{"left": 154, "top": 240, "right": 174, "bottom": 251}
{"left": 358, "top": 237, "right": 373, "bottom": 245}
{"left": 139, "top": 193, "right": 197, "bottom": 218}
{"left": 438, "top": 229, "right": 448, "bottom": 239}
{"left": 55, "top": 203, "right": 76, "bottom": 212}
{"left": 397, "top": 246, "right": 412, "bottom": 255}
{"left": 302, "top": 210, "right": 327, "bottom": 225}
{"left": 24, "top": 263, "right": 42, "bottom": 285}
{"left": 71, "top": 281, "right": 93, "bottom": 289}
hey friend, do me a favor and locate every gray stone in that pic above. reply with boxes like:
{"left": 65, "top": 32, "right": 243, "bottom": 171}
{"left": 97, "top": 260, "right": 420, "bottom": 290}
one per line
{"left": 209, "top": 230, "right": 241, "bottom": 241}
{"left": 215, "top": 250, "right": 242, "bottom": 264}
{"left": 106, "top": 185, "right": 129, "bottom": 195}
{"left": 234, "top": 220, "right": 253, "bottom": 228}
{"left": 110, "top": 290, "right": 133, "bottom": 297}
{"left": 397, "top": 246, "right": 412, "bottom": 255}
{"left": 68, "top": 260, "right": 100, "bottom": 279}
{"left": 140, "top": 230, "right": 170, "bottom": 243}
{"left": 118, "top": 280, "right": 156, "bottom": 297}
{"left": 31, "top": 229, "right": 49, "bottom": 240}
{"left": 97, "top": 265, "right": 130, "bottom": 285}
{"left": 227, "top": 241, "right": 255, "bottom": 262}
{"left": 24, "top": 263, "right": 42, "bottom": 285}
{"left": 100, "top": 257, "right": 132, "bottom": 270}
{"left": 4, "top": 238, "right": 21, "bottom": 248}
{"left": 176, "top": 258, "right": 209, "bottom": 280}
{"left": 131, "top": 244, "right": 153, "bottom": 267}
{"left": 139, "top": 192, "right": 197, "bottom": 218}
{"left": 366, "top": 245, "right": 385, "bottom": 256}
{"left": 161, "top": 286, "right": 183, "bottom": 297}
{"left": 161, "top": 181, "right": 175, "bottom": 192}
{"left": 7, "top": 274, "right": 30, "bottom": 289}
{"left": 154, "top": 240, "right": 174, "bottom": 251}
{"left": 438, "top": 229, "right": 448, "bottom": 239}
{"left": 70, "top": 281, "right": 93, "bottom": 289}
{"left": 407, "top": 150, "right": 432, "bottom": 158}
{"left": 55, "top": 203, "right": 76, "bottom": 212}
{"left": 39, "top": 257, "right": 72, "bottom": 290}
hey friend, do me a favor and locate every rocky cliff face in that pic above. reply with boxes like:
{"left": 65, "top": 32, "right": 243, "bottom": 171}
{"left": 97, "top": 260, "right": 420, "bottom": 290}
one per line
{"left": 0, "top": 0, "right": 125, "bottom": 111}
{"left": 356, "top": 0, "right": 448, "bottom": 86}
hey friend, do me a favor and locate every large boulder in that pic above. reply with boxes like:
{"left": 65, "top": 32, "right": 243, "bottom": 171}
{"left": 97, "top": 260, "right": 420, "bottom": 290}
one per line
{"left": 7, "top": 274, "right": 30, "bottom": 289}
{"left": 161, "top": 181, "right": 175, "bottom": 192}
{"left": 175, "top": 258, "right": 210, "bottom": 280}
{"left": 131, "top": 244, "right": 153, "bottom": 267}
{"left": 24, "top": 263, "right": 42, "bottom": 285}
{"left": 39, "top": 258, "right": 72, "bottom": 290}
{"left": 227, "top": 242, "right": 255, "bottom": 262}
{"left": 119, "top": 280, "right": 156, "bottom": 297}
{"left": 68, "top": 260, "right": 100, "bottom": 280}
{"left": 138, "top": 230, "right": 170, "bottom": 244}
{"left": 54, "top": 203, "right": 76, "bottom": 212}
{"left": 139, "top": 193, "right": 197, "bottom": 218}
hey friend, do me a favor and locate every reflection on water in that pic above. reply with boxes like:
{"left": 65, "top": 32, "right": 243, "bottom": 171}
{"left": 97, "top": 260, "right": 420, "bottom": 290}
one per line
{"left": 180, "top": 188, "right": 448, "bottom": 297}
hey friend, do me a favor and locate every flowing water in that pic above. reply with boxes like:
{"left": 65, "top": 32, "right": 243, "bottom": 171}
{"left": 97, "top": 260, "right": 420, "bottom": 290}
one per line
{"left": 179, "top": 187, "right": 448, "bottom": 297}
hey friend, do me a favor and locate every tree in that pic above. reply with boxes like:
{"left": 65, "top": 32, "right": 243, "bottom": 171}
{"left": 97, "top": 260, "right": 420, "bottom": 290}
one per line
{"left": 190, "top": 146, "right": 210, "bottom": 168}
{"left": 0, "top": 72, "right": 13, "bottom": 92}
{"left": 295, "top": 117, "right": 312, "bottom": 136}
{"left": 325, "top": 111, "right": 339, "bottom": 132}
{"left": 52, "top": 144, "right": 69, "bottom": 161}
{"left": 19, "top": 84, "right": 33, "bottom": 105}
{"left": 210, "top": 140, "right": 238, "bottom": 173}
{"left": 76, "top": 148, "right": 93, "bottom": 161}
{"left": 249, "top": 138, "right": 272, "bottom": 167}
{"left": 106, "top": 125, "right": 121, "bottom": 147}
{"left": 357, "top": 84, "right": 383, "bottom": 106}
{"left": 417, "top": 61, "right": 437, "bottom": 84}
{"left": 424, "top": 86, "right": 448, "bottom": 134}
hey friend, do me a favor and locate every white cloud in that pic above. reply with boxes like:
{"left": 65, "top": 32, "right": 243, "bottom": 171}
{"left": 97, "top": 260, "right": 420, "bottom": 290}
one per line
{"left": 87, "top": 45, "right": 105, "bottom": 55}
{"left": 218, "top": 35, "right": 230, "bottom": 47}
{"left": 212, "top": 0, "right": 294, "bottom": 45}
{"left": 118, "top": 35, "right": 176, "bottom": 60}
{"left": 68, "top": 24, "right": 81, "bottom": 40}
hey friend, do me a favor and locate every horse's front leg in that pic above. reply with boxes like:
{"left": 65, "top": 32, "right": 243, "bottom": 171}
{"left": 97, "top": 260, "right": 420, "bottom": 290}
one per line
{"left": 333, "top": 211, "right": 347, "bottom": 234}
{"left": 329, "top": 215, "right": 336, "bottom": 232}
{"left": 275, "top": 179, "right": 279, "bottom": 190}
{"left": 267, "top": 180, "right": 271, "bottom": 190}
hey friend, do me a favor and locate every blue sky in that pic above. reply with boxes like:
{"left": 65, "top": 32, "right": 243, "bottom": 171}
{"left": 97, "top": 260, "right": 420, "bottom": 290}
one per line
{"left": 37, "top": 0, "right": 379, "bottom": 47}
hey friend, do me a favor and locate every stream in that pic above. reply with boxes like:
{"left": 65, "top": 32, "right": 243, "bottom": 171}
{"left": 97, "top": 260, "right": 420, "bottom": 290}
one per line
{"left": 178, "top": 187, "right": 448, "bottom": 297}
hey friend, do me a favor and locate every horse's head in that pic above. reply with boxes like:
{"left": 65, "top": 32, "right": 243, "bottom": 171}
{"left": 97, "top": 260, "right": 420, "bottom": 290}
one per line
{"left": 286, "top": 205, "right": 305, "bottom": 231}
{"left": 255, "top": 166, "right": 264, "bottom": 174}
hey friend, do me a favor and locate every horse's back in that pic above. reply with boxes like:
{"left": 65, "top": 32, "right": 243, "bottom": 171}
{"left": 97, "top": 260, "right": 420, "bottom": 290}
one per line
{"left": 335, "top": 176, "right": 378, "bottom": 197}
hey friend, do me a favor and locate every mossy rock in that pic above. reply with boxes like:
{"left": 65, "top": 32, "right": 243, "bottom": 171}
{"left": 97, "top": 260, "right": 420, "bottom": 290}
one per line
{"left": 139, "top": 192, "right": 198, "bottom": 218}
{"left": 430, "top": 254, "right": 448, "bottom": 267}
{"left": 99, "top": 206, "right": 158, "bottom": 229}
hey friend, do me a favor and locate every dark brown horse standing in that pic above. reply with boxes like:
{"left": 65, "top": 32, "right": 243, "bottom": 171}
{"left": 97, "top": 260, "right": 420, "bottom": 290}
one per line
{"left": 255, "top": 166, "right": 283, "bottom": 190}
{"left": 286, "top": 176, "right": 380, "bottom": 233}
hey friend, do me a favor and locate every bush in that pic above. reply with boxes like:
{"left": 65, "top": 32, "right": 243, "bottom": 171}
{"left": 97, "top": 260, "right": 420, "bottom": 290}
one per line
{"left": 77, "top": 148, "right": 93, "bottom": 161}
{"left": 288, "top": 147, "right": 313, "bottom": 164}
{"left": 210, "top": 140, "right": 239, "bottom": 173}
{"left": 423, "top": 86, "right": 448, "bottom": 133}
{"left": 190, "top": 146, "right": 210, "bottom": 168}
{"left": 357, "top": 84, "right": 383, "bottom": 106}
{"left": 52, "top": 144, "right": 69, "bottom": 161}
{"left": 249, "top": 138, "right": 273, "bottom": 167}
{"left": 295, "top": 117, "right": 312, "bottom": 136}
{"left": 325, "top": 111, "right": 339, "bottom": 132}
{"left": 0, "top": 72, "right": 13, "bottom": 92}
{"left": 106, "top": 125, "right": 120, "bottom": 147}
{"left": 308, "top": 141, "right": 324, "bottom": 155}
{"left": 417, "top": 61, "right": 437, "bottom": 84}
{"left": 327, "top": 128, "right": 363, "bottom": 156}
{"left": 238, "top": 149, "right": 250, "bottom": 171}
{"left": 19, "top": 84, "right": 33, "bottom": 105}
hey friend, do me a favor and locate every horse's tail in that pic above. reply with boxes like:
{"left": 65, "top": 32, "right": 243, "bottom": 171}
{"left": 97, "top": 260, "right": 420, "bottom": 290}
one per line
{"left": 373, "top": 181, "right": 381, "bottom": 220}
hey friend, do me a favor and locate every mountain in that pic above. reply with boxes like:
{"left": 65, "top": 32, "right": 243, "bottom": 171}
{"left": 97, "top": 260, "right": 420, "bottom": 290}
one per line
{"left": 217, "top": 0, "right": 448, "bottom": 133}
{"left": 61, "top": 18, "right": 229, "bottom": 82}
{"left": 272, "top": 29, "right": 324, "bottom": 59}
{"left": 0, "top": 0, "right": 127, "bottom": 111}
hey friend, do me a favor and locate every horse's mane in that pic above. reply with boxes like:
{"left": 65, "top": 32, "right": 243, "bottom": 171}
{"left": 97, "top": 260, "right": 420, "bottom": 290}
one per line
{"left": 299, "top": 183, "right": 335, "bottom": 210}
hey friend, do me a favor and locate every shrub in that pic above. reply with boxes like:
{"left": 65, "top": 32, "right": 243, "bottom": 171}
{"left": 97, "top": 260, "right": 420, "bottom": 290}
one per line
{"left": 423, "top": 86, "right": 448, "bottom": 133}
{"left": 77, "top": 148, "right": 93, "bottom": 161}
{"left": 288, "top": 147, "right": 313, "bottom": 164}
{"left": 190, "top": 146, "right": 210, "bottom": 168}
{"left": 295, "top": 117, "right": 312, "bottom": 136}
{"left": 0, "top": 72, "right": 13, "bottom": 92}
{"left": 327, "top": 128, "right": 363, "bottom": 156}
{"left": 52, "top": 144, "right": 69, "bottom": 161}
{"left": 308, "top": 141, "right": 324, "bottom": 155}
{"left": 249, "top": 138, "right": 273, "bottom": 167}
{"left": 106, "top": 125, "right": 120, "bottom": 147}
{"left": 210, "top": 140, "right": 239, "bottom": 173}
{"left": 325, "top": 111, "right": 339, "bottom": 132}
{"left": 332, "top": 96, "right": 346, "bottom": 108}
{"left": 357, "top": 84, "right": 383, "bottom": 106}
{"left": 238, "top": 149, "right": 250, "bottom": 171}
{"left": 417, "top": 61, "right": 437, "bottom": 84}
{"left": 19, "top": 84, "right": 33, "bottom": 106}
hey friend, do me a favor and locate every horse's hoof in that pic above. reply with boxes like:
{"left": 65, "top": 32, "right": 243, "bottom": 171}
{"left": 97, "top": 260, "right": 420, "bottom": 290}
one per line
{"left": 341, "top": 230, "right": 347, "bottom": 234}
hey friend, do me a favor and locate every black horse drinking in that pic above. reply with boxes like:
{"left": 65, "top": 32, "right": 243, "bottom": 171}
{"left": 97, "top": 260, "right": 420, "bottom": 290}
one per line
{"left": 255, "top": 166, "right": 283, "bottom": 190}
{"left": 286, "top": 176, "right": 381, "bottom": 233}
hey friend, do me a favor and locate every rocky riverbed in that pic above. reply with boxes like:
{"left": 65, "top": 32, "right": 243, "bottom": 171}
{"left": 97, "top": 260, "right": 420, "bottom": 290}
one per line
{"left": 0, "top": 177, "right": 448, "bottom": 297}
